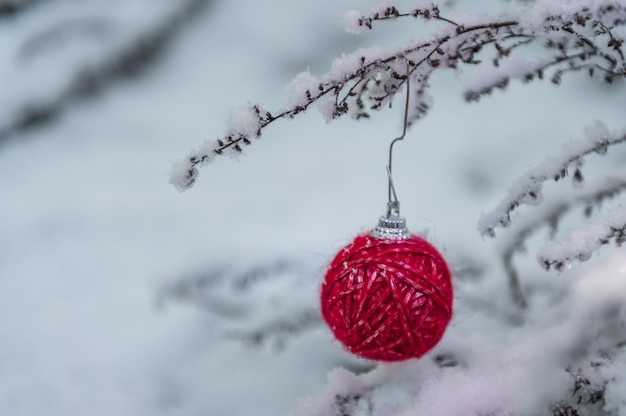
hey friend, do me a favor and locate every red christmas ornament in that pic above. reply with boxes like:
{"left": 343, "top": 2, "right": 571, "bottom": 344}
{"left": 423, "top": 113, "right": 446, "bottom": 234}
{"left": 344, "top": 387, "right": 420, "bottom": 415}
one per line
{"left": 320, "top": 204, "right": 453, "bottom": 362}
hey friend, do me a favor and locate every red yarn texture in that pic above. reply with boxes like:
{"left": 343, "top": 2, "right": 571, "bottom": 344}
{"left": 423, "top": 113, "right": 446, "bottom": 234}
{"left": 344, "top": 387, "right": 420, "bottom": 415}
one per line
{"left": 320, "top": 234, "right": 453, "bottom": 362}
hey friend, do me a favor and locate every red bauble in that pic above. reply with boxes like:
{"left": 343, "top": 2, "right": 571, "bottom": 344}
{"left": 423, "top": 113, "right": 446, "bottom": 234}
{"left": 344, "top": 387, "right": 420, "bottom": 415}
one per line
{"left": 320, "top": 233, "right": 453, "bottom": 362}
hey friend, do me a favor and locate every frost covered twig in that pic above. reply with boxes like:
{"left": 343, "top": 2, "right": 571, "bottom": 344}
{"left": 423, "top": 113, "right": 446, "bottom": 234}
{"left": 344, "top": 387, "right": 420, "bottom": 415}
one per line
{"left": 500, "top": 201, "right": 570, "bottom": 309}
{"left": 171, "top": 1, "right": 626, "bottom": 190}
{"left": 159, "top": 260, "right": 322, "bottom": 349}
{"left": 343, "top": 3, "right": 459, "bottom": 32}
{"left": 171, "top": 16, "right": 523, "bottom": 189}
{"left": 500, "top": 177, "right": 626, "bottom": 307}
{"left": 478, "top": 122, "right": 626, "bottom": 237}
{"left": 539, "top": 205, "right": 626, "bottom": 271}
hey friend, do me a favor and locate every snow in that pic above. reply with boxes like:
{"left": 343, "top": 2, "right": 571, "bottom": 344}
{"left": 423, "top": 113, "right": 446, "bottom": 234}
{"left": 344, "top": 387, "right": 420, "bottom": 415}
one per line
{"left": 342, "top": 0, "right": 398, "bottom": 35}
{"left": 343, "top": 9, "right": 366, "bottom": 35}
{"left": 529, "top": 0, "right": 626, "bottom": 28}
{"left": 327, "top": 367, "right": 367, "bottom": 396}
{"left": 2, "top": 0, "right": 626, "bottom": 415}
{"left": 325, "top": 45, "right": 390, "bottom": 83}
{"left": 463, "top": 51, "right": 551, "bottom": 94}
{"left": 226, "top": 105, "right": 262, "bottom": 137}
{"left": 583, "top": 119, "right": 612, "bottom": 143}
{"left": 604, "top": 354, "right": 626, "bottom": 414}
{"left": 283, "top": 71, "right": 320, "bottom": 109}
{"left": 539, "top": 204, "right": 626, "bottom": 266}
{"left": 169, "top": 158, "right": 201, "bottom": 192}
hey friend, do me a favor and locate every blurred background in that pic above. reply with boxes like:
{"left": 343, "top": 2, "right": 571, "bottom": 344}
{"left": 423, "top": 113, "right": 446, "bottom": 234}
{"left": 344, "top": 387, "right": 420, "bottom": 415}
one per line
{"left": 1, "top": 1, "right": 625, "bottom": 415}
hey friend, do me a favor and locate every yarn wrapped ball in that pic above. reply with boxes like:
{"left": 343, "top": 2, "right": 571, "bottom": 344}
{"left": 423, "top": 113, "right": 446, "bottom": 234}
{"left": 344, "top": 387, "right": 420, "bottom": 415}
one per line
{"left": 320, "top": 233, "right": 453, "bottom": 362}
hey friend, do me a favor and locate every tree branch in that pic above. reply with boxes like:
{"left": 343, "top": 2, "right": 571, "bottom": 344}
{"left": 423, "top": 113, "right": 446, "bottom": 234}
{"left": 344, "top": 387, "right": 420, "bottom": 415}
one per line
{"left": 171, "top": 2, "right": 626, "bottom": 191}
{"left": 478, "top": 124, "right": 626, "bottom": 237}
{"left": 539, "top": 205, "right": 626, "bottom": 271}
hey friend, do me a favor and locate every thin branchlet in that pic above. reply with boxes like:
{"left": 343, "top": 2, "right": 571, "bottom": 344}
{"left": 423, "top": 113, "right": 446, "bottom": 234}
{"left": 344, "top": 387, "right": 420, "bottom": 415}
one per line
{"left": 355, "top": 3, "right": 458, "bottom": 29}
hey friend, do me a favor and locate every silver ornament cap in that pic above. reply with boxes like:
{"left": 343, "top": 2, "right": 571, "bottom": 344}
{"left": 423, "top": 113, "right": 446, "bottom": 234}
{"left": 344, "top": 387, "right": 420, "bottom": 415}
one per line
{"left": 372, "top": 201, "right": 410, "bottom": 239}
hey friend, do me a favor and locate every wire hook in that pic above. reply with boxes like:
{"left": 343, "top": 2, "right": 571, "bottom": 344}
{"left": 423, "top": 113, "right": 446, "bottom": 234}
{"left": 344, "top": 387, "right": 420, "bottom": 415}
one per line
{"left": 387, "top": 54, "right": 412, "bottom": 205}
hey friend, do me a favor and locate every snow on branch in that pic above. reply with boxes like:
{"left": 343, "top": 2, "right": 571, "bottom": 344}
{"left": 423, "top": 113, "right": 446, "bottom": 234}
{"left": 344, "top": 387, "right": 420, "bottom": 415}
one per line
{"left": 499, "top": 177, "right": 626, "bottom": 308}
{"left": 342, "top": 2, "right": 457, "bottom": 34}
{"left": 158, "top": 260, "right": 322, "bottom": 349}
{"left": 538, "top": 205, "right": 626, "bottom": 271}
{"left": 478, "top": 122, "right": 626, "bottom": 237}
{"left": 170, "top": 1, "right": 626, "bottom": 191}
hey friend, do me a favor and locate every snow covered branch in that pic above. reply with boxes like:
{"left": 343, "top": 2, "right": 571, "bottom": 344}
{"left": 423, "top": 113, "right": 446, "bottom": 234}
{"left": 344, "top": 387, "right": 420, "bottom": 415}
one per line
{"left": 159, "top": 260, "right": 322, "bottom": 349}
{"left": 499, "top": 177, "right": 626, "bottom": 307}
{"left": 539, "top": 205, "right": 626, "bottom": 271}
{"left": 342, "top": 3, "right": 458, "bottom": 33}
{"left": 478, "top": 122, "right": 626, "bottom": 237}
{"left": 171, "top": 0, "right": 626, "bottom": 191}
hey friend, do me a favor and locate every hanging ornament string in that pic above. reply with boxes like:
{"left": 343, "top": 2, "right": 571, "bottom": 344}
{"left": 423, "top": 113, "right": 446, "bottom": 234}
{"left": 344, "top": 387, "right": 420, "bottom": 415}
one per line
{"left": 320, "top": 56, "right": 454, "bottom": 362}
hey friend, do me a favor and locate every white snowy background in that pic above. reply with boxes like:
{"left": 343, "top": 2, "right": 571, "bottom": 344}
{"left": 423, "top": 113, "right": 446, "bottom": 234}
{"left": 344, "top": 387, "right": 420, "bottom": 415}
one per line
{"left": 1, "top": 0, "right": 626, "bottom": 415}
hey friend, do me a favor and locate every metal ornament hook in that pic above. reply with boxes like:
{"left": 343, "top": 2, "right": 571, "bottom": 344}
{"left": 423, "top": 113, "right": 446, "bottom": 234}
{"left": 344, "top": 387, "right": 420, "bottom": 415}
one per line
{"left": 372, "top": 54, "right": 412, "bottom": 240}
{"left": 387, "top": 55, "right": 411, "bottom": 204}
